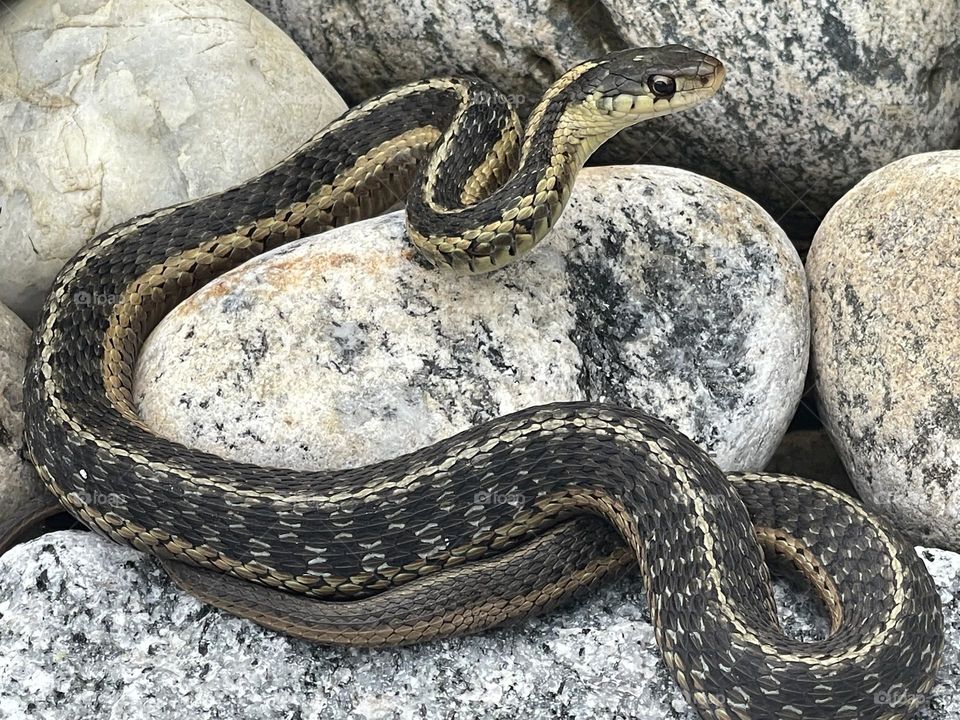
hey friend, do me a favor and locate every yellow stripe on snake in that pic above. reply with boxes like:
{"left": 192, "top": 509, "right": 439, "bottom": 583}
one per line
{"left": 14, "top": 45, "right": 943, "bottom": 719}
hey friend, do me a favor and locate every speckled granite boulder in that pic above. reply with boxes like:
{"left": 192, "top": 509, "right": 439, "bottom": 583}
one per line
{"left": 249, "top": 0, "right": 960, "bottom": 241}
{"left": 135, "top": 165, "right": 808, "bottom": 473}
{"left": 0, "top": 301, "right": 49, "bottom": 534}
{"left": 808, "top": 151, "right": 960, "bottom": 549}
{"left": 0, "top": 0, "right": 347, "bottom": 324}
{"left": 0, "top": 530, "right": 956, "bottom": 718}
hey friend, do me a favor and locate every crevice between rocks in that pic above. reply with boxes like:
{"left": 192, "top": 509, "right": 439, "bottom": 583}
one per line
{"left": 558, "top": 0, "right": 626, "bottom": 56}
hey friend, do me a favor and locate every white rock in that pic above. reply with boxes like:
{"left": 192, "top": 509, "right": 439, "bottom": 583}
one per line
{"left": 808, "top": 150, "right": 960, "bottom": 549}
{"left": 135, "top": 165, "right": 808, "bottom": 473}
{"left": 1, "top": 531, "right": 957, "bottom": 719}
{"left": 248, "top": 0, "right": 960, "bottom": 241}
{"left": 0, "top": 301, "right": 49, "bottom": 532}
{"left": 0, "top": 0, "right": 347, "bottom": 323}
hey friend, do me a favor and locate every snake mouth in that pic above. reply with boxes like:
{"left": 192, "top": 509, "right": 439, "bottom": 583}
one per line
{"left": 595, "top": 70, "right": 724, "bottom": 116}
{"left": 674, "top": 54, "right": 725, "bottom": 101}
{"left": 705, "top": 61, "right": 726, "bottom": 92}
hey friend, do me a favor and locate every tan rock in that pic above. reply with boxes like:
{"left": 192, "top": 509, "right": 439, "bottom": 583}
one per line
{"left": 0, "top": 301, "right": 50, "bottom": 535}
{"left": 809, "top": 150, "right": 960, "bottom": 548}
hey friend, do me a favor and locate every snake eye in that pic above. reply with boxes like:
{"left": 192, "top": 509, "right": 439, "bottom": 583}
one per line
{"left": 648, "top": 75, "right": 676, "bottom": 97}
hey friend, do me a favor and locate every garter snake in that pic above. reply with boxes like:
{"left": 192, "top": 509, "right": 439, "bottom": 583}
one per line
{"left": 15, "top": 45, "right": 943, "bottom": 719}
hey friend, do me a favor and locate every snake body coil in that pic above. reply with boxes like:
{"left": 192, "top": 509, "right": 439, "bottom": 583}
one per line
{"left": 21, "top": 46, "right": 942, "bottom": 719}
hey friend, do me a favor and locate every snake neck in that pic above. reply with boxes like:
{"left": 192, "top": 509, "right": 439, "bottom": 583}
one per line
{"left": 404, "top": 66, "right": 648, "bottom": 274}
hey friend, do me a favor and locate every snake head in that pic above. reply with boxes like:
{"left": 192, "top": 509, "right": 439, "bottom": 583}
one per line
{"left": 555, "top": 44, "right": 725, "bottom": 135}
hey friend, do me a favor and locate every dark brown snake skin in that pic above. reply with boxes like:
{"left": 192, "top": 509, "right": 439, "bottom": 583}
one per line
{"left": 16, "top": 45, "right": 943, "bottom": 719}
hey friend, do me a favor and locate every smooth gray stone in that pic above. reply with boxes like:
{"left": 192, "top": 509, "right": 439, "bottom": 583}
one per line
{"left": 248, "top": 0, "right": 960, "bottom": 241}
{"left": 808, "top": 150, "right": 960, "bottom": 550}
{"left": 135, "top": 165, "right": 809, "bottom": 474}
{"left": 0, "top": 0, "right": 347, "bottom": 323}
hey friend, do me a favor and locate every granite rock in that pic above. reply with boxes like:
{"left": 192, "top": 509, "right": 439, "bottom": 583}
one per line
{"left": 0, "top": 0, "right": 347, "bottom": 324}
{"left": 808, "top": 151, "right": 960, "bottom": 549}
{"left": 135, "top": 165, "right": 808, "bottom": 473}
{"left": 0, "top": 301, "right": 49, "bottom": 536}
{"left": 248, "top": 0, "right": 960, "bottom": 241}
{"left": 0, "top": 530, "right": 957, "bottom": 718}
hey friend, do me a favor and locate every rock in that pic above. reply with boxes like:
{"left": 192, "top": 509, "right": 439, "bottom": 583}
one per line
{"left": 808, "top": 151, "right": 960, "bottom": 549}
{"left": 1, "top": 530, "right": 957, "bottom": 718}
{"left": 765, "top": 429, "right": 855, "bottom": 497}
{"left": 135, "top": 165, "right": 808, "bottom": 473}
{"left": 248, "top": 0, "right": 960, "bottom": 243}
{"left": 0, "top": 0, "right": 347, "bottom": 324}
{"left": 0, "top": 301, "right": 50, "bottom": 537}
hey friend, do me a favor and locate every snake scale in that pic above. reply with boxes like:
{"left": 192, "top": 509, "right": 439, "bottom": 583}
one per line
{"left": 15, "top": 45, "right": 943, "bottom": 718}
